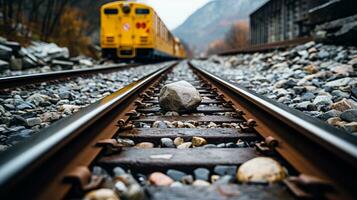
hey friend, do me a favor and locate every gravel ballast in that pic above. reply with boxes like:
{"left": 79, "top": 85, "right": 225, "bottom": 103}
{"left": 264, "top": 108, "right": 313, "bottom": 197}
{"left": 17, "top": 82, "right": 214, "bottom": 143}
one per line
{"left": 193, "top": 42, "right": 357, "bottom": 136}
{"left": 0, "top": 63, "right": 166, "bottom": 151}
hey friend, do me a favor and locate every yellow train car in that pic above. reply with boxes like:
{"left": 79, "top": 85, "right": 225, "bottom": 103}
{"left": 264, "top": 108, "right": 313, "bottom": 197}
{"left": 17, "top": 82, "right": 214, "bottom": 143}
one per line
{"left": 100, "top": 1, "right": 186, "bottom": 60}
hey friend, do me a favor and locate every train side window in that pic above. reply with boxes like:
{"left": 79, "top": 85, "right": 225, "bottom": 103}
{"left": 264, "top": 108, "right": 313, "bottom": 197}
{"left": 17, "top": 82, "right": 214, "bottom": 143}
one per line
{"left": 136, "top": 8, "right": 150, "bottom": 15}
{"left": 104, "top": 8, "right": 118, "bottom": 15}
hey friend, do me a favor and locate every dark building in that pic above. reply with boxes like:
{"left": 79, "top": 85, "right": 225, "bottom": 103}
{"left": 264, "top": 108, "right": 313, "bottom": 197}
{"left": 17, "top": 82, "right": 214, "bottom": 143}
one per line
{"left": 249, "top": 0, "right": 357, "bottom": 45}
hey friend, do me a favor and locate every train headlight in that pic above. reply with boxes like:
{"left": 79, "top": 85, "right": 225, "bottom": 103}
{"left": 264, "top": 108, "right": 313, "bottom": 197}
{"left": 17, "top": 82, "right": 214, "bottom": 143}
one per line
{"left": 122, "top": 5, "right": 131, "bottom": 14}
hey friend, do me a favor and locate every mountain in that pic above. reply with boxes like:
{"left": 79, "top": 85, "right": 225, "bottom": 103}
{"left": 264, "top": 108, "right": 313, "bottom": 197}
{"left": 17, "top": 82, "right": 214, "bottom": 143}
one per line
{"left": 173, "top": 0, "right": 267, "bottom": 54}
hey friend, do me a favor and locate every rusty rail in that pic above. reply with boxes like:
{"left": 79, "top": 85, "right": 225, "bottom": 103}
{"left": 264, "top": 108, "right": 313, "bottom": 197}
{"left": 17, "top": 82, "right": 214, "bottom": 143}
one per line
{"left": 0, "top": 62, "right": 176, "bottom": 199}
{"left": 189, "top": 61, "right": 357, "bottom": 199}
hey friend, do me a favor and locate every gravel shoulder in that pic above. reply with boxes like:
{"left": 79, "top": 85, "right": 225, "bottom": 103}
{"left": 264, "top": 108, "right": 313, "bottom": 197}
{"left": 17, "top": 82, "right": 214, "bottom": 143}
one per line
{"left": 0, "top": 63, "right": 166, "bottom": 151}
{"left": 193, "top": 42, "right": 357, "bottom": 136}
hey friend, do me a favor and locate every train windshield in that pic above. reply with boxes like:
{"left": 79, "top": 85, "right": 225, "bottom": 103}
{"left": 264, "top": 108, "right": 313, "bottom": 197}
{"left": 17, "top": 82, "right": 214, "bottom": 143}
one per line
{"left": 104, "top": 8, "right": 118, "bottom": 15}
{"left": 135, "top": 8, "right": 150, "bottom": 15}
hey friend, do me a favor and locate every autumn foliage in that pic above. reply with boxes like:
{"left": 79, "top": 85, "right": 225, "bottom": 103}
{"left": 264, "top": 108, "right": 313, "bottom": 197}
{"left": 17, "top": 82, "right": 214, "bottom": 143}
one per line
{"left": 0, "top": 0, "right": 96, "bottom": 57}
{"left": 207, "top": 20, "right": 249, "bottom": 55}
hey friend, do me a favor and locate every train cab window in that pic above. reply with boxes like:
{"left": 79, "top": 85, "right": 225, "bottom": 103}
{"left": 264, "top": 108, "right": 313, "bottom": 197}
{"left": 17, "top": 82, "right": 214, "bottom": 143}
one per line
{"left": 104, "top": 8, "right": 118, "bottom": 15}
{"left": 136, "top": 8, "right": 150, "bottom": 15}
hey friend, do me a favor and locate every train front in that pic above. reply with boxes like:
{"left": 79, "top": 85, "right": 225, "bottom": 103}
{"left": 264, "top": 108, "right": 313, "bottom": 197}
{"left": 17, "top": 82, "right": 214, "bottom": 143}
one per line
{"left": 100, "top": 2, "right": 153, "bottom": 60}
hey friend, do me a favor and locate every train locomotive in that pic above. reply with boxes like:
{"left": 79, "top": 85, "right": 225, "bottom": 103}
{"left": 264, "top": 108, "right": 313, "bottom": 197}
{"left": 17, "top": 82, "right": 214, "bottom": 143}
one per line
{"left": 100, "top": 1, "right": 186, "bottom": 61}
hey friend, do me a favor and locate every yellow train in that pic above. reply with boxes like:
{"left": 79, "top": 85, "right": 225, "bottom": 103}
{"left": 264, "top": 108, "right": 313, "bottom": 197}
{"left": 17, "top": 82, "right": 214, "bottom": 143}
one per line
{"left": 100, "top": 1, "right": 186, "bottom": 61}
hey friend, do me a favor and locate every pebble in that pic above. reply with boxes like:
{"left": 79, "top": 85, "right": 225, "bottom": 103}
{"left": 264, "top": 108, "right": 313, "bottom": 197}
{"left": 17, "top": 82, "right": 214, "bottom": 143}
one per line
{"left": 117, "top": 138, "right": 135, "bottom": 147}
{"left": 173, "top": 137, "right": 184, "bottom": 146}
{"left": 211, "top": 175, "right": 220, "bottom": 183}
{"left": 192, "top": 180, "right": 211, "bottom": 186}
{"left": 318, "top": 110, "right": 341, "bottom": 121}
{"left": 166, "top": 169, "right": 187, "bottom": 181}
{"left": 177, "top": 142, "right": 192, "bottom": 149}
{"left": 135, "top": 142, "right": 154, "bottom": 149}
{"left": 149, "top": 172, "right": 174, "bottom": 186}
{"left": 237, "top": 157, "right": 286, "bottom": 183}
{"left": 331, "top": 99, "right": 357, "bottom": 112}
{"left": 152, "top": 121, "right": 167, "bottom": 128}
{"left": 181, "top": 175, "right": 194, "bottom": 185}
{"left": 194, "top": 168, "right": 210, "bottom": 181}
{"left": 343, "top": 122, "right": 357, "bottom": 133}
{"left": 327, "top": 117, "right": 342, "bottom": 126}
{"left": 191, "top": 136, "right": 207, "bottom": 147}
{"left": 84, "top": 188, "right": 119, "bottom": 200}
{"left": 340, "top": 109, "right": 357, "bottom": 122}
{"left": 161, "top": 138, "right": 175, "bottom": 148}
{"left": 214, "top": 165, "right": 237, "bottom": 176}
{"left": 171, "top": 181, "right": 183, "bottom": 187}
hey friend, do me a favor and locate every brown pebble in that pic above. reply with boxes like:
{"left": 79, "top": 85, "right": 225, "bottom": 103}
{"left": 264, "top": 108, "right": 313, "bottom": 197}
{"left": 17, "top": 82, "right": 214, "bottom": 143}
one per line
{"left": 149, "top": 172, "right": 174, "bottom": 186}
{"left": 192, "top": 137, "right": 207, "bottom": 147}
{"left": 135, "top": 142, "right": 154, "bottom": 149}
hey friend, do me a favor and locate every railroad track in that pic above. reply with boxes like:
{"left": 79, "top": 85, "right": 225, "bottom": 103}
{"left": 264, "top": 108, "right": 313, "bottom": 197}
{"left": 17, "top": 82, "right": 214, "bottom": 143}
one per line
{"left": 0, "top": 63, "right": 140, "bottom": 89}
{"left": 0, "top": 61, "right": 356, "bottom": 200}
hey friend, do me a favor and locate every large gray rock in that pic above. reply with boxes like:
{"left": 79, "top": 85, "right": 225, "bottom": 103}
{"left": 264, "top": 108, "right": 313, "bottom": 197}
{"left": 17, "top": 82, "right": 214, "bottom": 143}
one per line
{"left": 159, "top": 81, "right": 202, "bottom": 112}
{"left": 0, "top": 44, "right": 12, "bottom": 61}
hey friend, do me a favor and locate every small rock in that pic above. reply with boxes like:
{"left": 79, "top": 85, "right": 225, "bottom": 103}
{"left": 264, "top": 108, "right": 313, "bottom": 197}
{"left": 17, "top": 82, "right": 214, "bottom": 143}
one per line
{"left": 327, "top": 117, "right": 342, "bottom": 126}
{"left": 113, "top": 167, "right": 126, "bottom": 176}
{"left": 191, "top": 136, "right": 207, "bottom": 147}
{"left": 183, "top": 122, "right": 195, "bottom": 128}
{"left": 343, "top": 122, "right": 357, "bottom": 133}
{"left": 166, "top": 169, "right": 187, "bottom": 181}
{"left": 40, "top": 112, "right": 60, "bottom": 122}
{"left": 165, "top": 111, "right": 180, "bottom": 116}
{"left": 192, "top": 180, "right": 210, "bottom": 186}
{"left": 117, "top": 138, "right": 135, "bottom": 147}
{"left": 135, "top": 142, "right": 154, "bottom": 149}
{"left": 331, "top": 99, "right": 357, "bottom": 112}
{"left": 351, "top": 88, "right": 357, "bottom": 98}
{"left": 161, "top": 138, "right": 175, "bottom": 148}
{"left": 153, "top": 121, "right": 167, "bottom": 128}
{"left": 207, "top": 122, "right": 217, "bottom": 128}
{"left": 181, "top": 175, "right": 194, "bottom": 185}
{"left": 84, "top": 188, "right": 119, "bottom": 200}
{"left": 340, "top": 109, "right": 357, "bottom": 122}
{"left": 213, "top": 175, "right": 234, "bottom": 185}
{"left": 194, "top": 168, "right": 210, "bottom": 181}
{"left": 332, "top": 64, "right": 353, "bottom": 76}
{"left": 304, "top": 64, "right": 318, "bottom": 74}
{"left": 313, "top": 95, "right": 332, "bottom": 106}
{"left": 26, "top": 93, "right": 50, "bottom": 106}
{"left": 177, "top": 142, "right": 192, "bottom": 149}
{"left": 173, "top": 137, "right": 184, "bottom": 146}
{"left": 318, "top": 110, "right": 341, "bottom": 121}
{"left": 24, "top": 117, "right": 42, "bottom": 127}
{"left": 214, "top": 165, "right": 237, "bottom": 176}
{"left": 217, "top": 143, "right": 226, "bottom": 148}
{"left": 159, "top": 81, "right": 202, "bottom": 112}
{"left": 171, "top": 181, "right": 183, "bottom": 187}
{"left": 149, "top": 172, "right": 174, "bottom": 186}
{"left": 211, "top": 175, "right": 220, "bottom": 183}
{"left": 59, "top": 104, "right": 80, "bottom": 114}
{"left": 114, "top": 181, "right": 128, "bottom": 194}
{"left": 203, "top": 144, "right": 217, "bottom": 148}
{"left": 326, "top": 77, "right": 356, "bottom": 87}
{"left": 237, "top": 157, "right": 286, "bottom": 183}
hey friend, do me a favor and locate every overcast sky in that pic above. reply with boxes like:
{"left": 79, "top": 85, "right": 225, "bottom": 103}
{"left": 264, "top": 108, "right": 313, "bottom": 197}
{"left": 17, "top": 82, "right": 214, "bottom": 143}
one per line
{"left": 137, "top": 0, "right": 211, "bottom": 30}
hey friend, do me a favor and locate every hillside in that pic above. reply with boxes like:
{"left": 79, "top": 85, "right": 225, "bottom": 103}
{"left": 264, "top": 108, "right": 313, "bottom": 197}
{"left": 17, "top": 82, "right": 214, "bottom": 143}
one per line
{"left": 173, "top": 0, "right": 267, "bottom": 54}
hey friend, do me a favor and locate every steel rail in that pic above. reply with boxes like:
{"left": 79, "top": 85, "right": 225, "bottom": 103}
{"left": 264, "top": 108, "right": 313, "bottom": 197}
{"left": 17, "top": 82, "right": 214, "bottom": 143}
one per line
{"left": 189, "top": 61, "right": 357, "bottom": 198}
{"left": 0, "top": 63, "right": 141, "bottom": 89}
{"left": 0, "top": 62, "right": 175, "bottom": 199}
